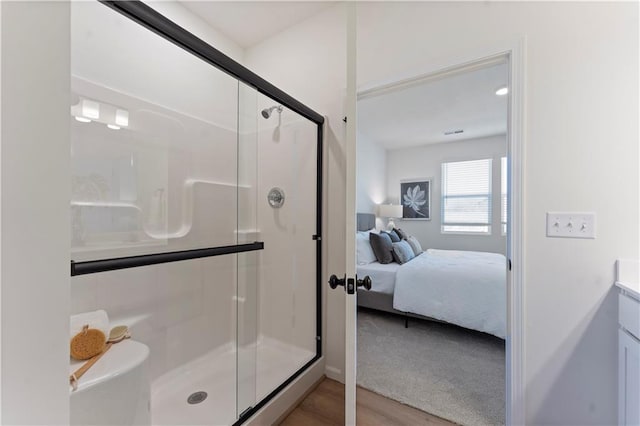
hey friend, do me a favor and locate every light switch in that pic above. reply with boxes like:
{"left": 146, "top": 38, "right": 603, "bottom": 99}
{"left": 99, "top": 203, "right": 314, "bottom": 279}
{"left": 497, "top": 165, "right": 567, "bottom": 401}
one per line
{"left": 546, "top": 212, "right": 596, "bottom": 239}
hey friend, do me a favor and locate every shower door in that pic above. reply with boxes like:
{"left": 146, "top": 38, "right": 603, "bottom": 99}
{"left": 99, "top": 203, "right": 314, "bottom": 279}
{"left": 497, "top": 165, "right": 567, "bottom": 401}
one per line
{"left": 70, "top": 2, "right": 322, "bottom": 425}
{"left": 236, "top": 82, "right": 321, "bottom": 420}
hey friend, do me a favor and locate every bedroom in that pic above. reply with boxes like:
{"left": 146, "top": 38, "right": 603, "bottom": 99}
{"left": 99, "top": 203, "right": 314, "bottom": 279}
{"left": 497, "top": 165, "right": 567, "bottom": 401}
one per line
{"left": 355, "top": 60, "right": 509, "bottom": 425}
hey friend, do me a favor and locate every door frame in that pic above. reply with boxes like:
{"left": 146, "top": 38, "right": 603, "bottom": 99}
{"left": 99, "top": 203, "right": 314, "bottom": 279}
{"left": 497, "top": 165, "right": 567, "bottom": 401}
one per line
{"left": 352, "top": 40, "right": 526, "bottom": 426}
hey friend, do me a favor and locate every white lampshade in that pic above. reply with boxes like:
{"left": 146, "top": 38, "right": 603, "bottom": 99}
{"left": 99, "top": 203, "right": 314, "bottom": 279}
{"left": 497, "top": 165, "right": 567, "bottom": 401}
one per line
{"left": 378, "top": 204, "right": 403, "bottom": 218}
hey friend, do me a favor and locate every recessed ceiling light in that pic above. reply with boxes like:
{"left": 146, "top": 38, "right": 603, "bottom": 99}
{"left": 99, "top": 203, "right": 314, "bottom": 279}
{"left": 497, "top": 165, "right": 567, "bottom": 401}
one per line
{"left": 75, "top": 116, "right": 91, "bottom": 123}
{"left": 495, "top": 86, "right": 509, "bottom": 96}
{"left": 107, "top": 124, "right": 121, "bottom": 130}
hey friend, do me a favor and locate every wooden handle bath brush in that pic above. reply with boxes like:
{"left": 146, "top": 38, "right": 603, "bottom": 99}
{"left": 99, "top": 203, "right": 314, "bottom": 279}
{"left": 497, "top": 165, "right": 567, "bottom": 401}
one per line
{"left": 70, "top": 325, "right": 106, "bottom": 360}
{"left": 70, "top": 343, "right": 112, "bottom": 391}
{"left": 69, "top": 325, "right": 130, "bottom": 391}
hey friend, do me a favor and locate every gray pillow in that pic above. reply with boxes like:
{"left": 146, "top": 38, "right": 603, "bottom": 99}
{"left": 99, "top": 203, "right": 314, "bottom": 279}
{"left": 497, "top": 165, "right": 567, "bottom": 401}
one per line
{"left": 406, "top": 235, "right": 423, "bottom": 256}
{"left": 369, "top": 232, "right": 394, "bottom": 264}
{"left": 382, "top": 230, "right": 401, "bottom": 242}
{"left": 394, "top": 228, "right": 408, "bottom": 240}
{"left": 392, "top": 240, "right": 415, "bottom": 264}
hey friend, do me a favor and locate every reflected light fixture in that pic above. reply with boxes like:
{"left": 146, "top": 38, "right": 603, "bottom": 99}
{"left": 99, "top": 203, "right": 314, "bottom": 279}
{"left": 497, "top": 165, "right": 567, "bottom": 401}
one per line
{"left": 107, "top": 124, "right": 121, "bottom": 130}
{"left": 495, "top": 86, "right": 509, "bottom": 96}
{"left": 81, "top": 99, "right": 100, "bottom": 120}
{"left": 115, "top": 109, "right": 129, "bottom": 127}
{"left": 75, "top": 116, "right": 91, "bottom": 123}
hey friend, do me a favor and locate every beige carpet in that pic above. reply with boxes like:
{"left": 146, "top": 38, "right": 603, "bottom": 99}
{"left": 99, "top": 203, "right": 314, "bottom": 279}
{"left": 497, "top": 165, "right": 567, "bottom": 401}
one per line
{"left": 357, "top": 308, "right": 505, "bottom": 426}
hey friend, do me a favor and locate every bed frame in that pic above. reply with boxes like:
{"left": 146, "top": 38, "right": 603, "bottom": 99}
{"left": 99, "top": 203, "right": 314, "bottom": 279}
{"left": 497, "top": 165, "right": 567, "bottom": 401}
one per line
{"left": 356, "top": 213, "right": 441, "bottom": 328}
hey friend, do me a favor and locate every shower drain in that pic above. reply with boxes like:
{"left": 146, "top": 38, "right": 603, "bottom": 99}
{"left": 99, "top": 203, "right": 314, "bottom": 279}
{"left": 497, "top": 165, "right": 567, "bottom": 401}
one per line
{"left": 187, "top": 391, "right": 208, "bottom": 405}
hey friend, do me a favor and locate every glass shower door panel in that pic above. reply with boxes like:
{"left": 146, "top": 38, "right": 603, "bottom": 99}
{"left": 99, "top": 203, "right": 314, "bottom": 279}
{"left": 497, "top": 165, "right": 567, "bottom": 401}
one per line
{"left": 71, "top": 1, "right": 239, "bottom": 261}
{"left": 71, "top": 255, "right": 239, "bottom": 426}
{"left": 236, "top": 83, "right": 259, "bottom": 417}
{"left": 255, "top": 98, "right": 318, "bottom": 401}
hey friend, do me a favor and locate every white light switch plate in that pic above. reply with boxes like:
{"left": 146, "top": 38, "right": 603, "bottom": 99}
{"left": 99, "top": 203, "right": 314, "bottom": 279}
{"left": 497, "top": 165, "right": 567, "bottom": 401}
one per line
{"left": 546, "top": 212, "right": 596, "bottom": 239}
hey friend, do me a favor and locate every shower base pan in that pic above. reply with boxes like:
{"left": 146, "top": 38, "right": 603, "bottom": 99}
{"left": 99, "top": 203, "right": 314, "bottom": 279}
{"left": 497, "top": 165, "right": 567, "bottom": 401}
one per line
{"left": 151, "top": 337, "right": 314, "bottom": 425}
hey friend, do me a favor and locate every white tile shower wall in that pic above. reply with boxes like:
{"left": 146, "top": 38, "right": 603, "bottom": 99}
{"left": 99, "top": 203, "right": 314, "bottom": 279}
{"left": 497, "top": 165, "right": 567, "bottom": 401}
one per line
{"left": 70, "top": 0, "right": 248, "bottom": 385}
{"left": 255, "top": 110, "right": 318, "bottom": 356}
{"left": 72, "top": 257, "right": 237, "bottom": 381}
{"left": 72, "top": 2, "right": 240, "bottom": 133}
{"left": 70, "top": 78, "right": 242, "bottom": 259}
{"left": 387, "top": 135, "right": 506, "bottom": 254}
{"left": 245, "top": 3, "right": 348, "bottom": 381}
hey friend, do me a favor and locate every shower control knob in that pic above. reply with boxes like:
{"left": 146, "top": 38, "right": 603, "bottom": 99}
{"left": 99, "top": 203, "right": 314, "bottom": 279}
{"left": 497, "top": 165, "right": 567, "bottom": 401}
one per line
{"left": 329, "top": 274, "right": 346, "bottom": 289}
{"left": 357, "top": 276, "right": 372, "bottom": 291}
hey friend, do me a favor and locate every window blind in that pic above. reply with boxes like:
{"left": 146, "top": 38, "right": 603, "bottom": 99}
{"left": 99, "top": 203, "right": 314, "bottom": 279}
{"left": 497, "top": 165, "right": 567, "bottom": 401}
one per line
{"left": 441, "top": 158, "right": 492, "bottom": 233}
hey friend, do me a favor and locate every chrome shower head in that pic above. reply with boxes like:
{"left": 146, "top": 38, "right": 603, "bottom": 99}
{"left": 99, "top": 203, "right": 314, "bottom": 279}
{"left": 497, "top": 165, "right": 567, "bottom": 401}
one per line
{"left": 261, "top": 105, "right": 283, "bottom": 119}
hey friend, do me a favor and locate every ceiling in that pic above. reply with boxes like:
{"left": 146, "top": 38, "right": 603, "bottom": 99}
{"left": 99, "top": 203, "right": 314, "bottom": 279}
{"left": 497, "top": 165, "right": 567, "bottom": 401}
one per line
{"left": 358, "top": 63, "right": 509, "bottom": 150}
{"left": 180, "top": 1, "right": 334, "bottom": 49}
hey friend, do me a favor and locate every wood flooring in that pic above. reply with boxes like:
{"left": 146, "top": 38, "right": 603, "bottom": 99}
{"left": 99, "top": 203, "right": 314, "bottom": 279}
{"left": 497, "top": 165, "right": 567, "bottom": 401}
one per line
{"left": 278, "top": 378, "right": 457, "bottom": 426}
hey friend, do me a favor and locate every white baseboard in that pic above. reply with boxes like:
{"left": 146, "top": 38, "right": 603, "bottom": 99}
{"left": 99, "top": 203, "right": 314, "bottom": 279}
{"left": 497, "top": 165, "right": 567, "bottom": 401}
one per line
{"left": 325, "top": 365, "right": 344, "bottom": 383}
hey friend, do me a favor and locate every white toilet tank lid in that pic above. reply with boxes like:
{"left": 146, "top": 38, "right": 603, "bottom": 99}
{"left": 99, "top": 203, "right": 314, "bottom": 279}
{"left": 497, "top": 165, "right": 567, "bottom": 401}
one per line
{"left": 69, "top": 340, "right": 149, "bottom": 394}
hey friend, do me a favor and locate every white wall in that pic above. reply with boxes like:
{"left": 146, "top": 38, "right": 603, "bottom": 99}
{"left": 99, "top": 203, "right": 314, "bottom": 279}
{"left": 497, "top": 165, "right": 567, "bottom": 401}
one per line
{"left": 387, "top": 135, "right": 506, "bottom": 254}
{"left": 147, "top": 1, "right": 244, "bottom": 64}
{"left": 358, "top": 2, "right": 638, "bottom": 425}
{"left": 245, "top": 3, "right": 348, "bottom": 382}
{"left": 356, "top": 131, "right": 386, "bottom": 230}
{"left": 1, "top": 2, "right": 70, "bottom": 424}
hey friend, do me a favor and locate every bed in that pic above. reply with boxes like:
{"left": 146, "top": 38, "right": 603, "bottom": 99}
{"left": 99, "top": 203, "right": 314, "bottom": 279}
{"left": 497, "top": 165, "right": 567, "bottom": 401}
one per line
{"left": 356, "top": 213, "right": 506, "bottom": 339}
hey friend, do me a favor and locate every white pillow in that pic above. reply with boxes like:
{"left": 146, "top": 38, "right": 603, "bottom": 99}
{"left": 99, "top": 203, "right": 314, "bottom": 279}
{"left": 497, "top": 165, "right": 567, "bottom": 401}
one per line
{"left": 356, "top": 233, "right": 377, "bottom": 265}
{"left": 357, "top": 228, "right": 379, "bottom": 239}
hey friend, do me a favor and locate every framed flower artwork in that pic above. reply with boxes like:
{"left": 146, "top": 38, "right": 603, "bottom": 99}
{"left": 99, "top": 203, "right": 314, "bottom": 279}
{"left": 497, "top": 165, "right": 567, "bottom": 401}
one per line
{"left": 400, "top": 178, "right": 431, "bottom": 220}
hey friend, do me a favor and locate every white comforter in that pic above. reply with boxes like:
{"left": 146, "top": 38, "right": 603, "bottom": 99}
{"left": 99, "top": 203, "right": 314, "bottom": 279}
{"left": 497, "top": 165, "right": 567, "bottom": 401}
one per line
{"left": 393, "top": 249, "right": 506, "bottom": 338}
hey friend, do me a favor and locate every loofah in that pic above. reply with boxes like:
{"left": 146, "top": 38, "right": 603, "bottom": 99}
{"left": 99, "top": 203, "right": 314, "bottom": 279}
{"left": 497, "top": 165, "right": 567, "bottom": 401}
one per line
{"left": 70, "top": 325, "right": 106, "bottom": 360}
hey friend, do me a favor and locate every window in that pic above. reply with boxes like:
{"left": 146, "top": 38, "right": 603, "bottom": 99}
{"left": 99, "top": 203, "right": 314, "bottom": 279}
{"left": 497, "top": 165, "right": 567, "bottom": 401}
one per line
{"left": 441, "top": 159, "right": 492, "bottom": 234}
{"left": 501, "top": 157, "right": 507, "bottom": 235}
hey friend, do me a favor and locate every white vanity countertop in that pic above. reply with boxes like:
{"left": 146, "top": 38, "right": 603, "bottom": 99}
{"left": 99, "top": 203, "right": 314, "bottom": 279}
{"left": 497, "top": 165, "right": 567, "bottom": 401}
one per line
{"left": 616, "top": 281, "right": 639, "bottom": 300}
{"left": 616, "top": 258, "right": 640, "bottom": 300}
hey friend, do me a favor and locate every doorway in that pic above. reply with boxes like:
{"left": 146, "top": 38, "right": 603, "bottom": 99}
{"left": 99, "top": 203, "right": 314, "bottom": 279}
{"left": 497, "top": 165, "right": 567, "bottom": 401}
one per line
{"left": 355, "top": 58, "right": 508, "bottom": 425}
{"left": 342, "top": 40, "right": 525, "bottom": 425}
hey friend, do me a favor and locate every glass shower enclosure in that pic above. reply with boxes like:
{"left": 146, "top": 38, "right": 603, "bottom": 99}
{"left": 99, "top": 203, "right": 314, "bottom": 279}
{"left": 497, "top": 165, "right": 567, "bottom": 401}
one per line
{"left": 69, "top": 2, "right": 322, "bottom": 425}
